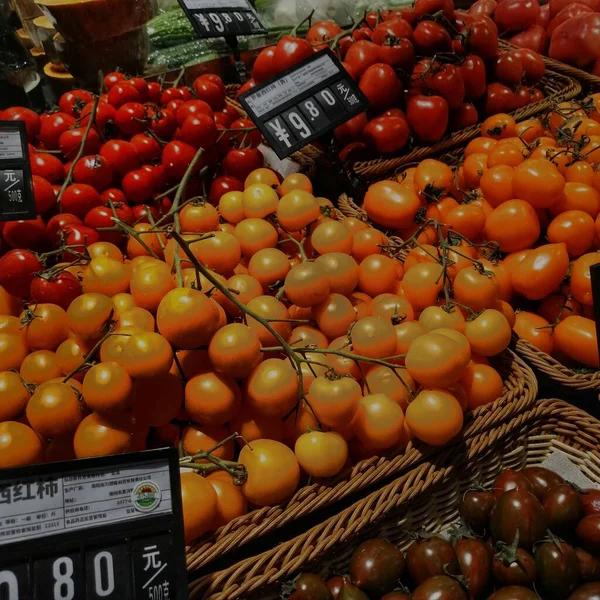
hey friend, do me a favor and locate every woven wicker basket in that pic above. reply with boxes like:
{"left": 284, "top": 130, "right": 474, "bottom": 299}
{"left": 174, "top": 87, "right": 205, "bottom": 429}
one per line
{"left": 225, "top": 84, "right": 318, "bottom": 178}
{"left": 185, "top": 349, "right": 536, "bottom": 573}
{"left": 351, "top": 65, "right": 581, "bottom": 180}
{"left": 515, "top": 338, "right": 600, "bottom": 397}
{"left": 189, "top": 398, "right": 600, "bottom": 599}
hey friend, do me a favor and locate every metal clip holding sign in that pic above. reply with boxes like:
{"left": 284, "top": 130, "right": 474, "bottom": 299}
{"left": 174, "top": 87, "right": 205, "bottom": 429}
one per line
{"left": 0, "top": 120, "right": 36, "bottom": 222}
{"left": 0, "top": 448, "right": 187, "bottom": 600}
{"left": 239, "top": 48, "right": 370, "bottom": 160}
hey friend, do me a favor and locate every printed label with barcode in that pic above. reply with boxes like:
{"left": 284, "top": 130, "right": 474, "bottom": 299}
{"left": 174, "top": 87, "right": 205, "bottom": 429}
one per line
{"left": 239, "top": 49, "right": 369, "bottom": 159}
{"left": 177, "top": 0, "right": 266, "bottom": 37}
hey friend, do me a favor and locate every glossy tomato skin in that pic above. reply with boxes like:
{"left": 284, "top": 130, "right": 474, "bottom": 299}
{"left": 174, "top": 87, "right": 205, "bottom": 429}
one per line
{"left": 451, "top": 103, "right": 479, "bottom": 130}
{"left": 455, "top": 538, "right": 491, "bottom": 599}
{"left": 0, "top": 249, "right": 43, "bottom": 297}
{"left": 371, "top": 18, "right": 414, "bottom": 44}
{"left": 576, "top": 547, "right": 600, "bottom": 582}
{"left": 162, "top": 141, "right": 200, "bottom": 180}
{"left": 520, "top": 466, "right": 564, "bottom": 501}
{"left": 406, "top": 537, "right": 460, "bottom": 585}
{"left": 289, "top": 573, "right": 333, "bottom": 600}
{"left": 411, "top": 575, "right": 467, "bottom": 600}
{"left": 407, "top": 95, "right": 449, "bottom": 142}
{"left": 209, "top": 175, "right": 244, "bottom": 206}
{"left": 30, "top": 152, "right": 65, "bottom": 183}
{"left": 495, "top": 0, "right": 540, "bottom": 31}
{"left": 3, "top": 217, "right": 46, "bottom": 250}
{"left": 46, "top": 214, "right": 82, "bottom": 245}
{"left": 252, "top": 45, "right": 276, "bottom": 83}
{"left": 413, "top": 20, "right": 452, "bottom": 54}
{"left": 577, "top": 515, "right": 600, "bottom": 553}
{"left": 61, "top": 184, "right": 102, "bottom": 219}
{"left": 534, "top": 540, "right": 580, "bottom": 599}
{"left": 30, "top": 272, "right": 82, "bottom": 310}
{"left": 349, "top": 538, "right": 405, "bottom": 597}
{"left": 272, "top": 35, "right": 314, "bottom": 75}
{"left": 582, "top": 489, "right": 600, "bottom": 516}
{"left": 2, "top": 106, "right": 40, "bottom": 141}
{"left": 72, "top": 155, "right": 113, "bottom": 191}
{"left": 99, "top": 140, "right": 140, "bottom": 179}
{"left": 490, "top": 489, "right": 548, "bottom": 548}
{"left": 345, "top": 40, "right": 381, "bottom": 77}
{"left": 459, "top": 490, "right": 496, "bottom": 534}
{"left": 485, "top": 83, "right": 516, "bottom": 114}
{"left": 487, "top": 586, "right": 538, "bottom": 600}
{"left": 39, "top": 112, "right": 76, "bottom": 150}
{"left": 492, "top": 469, "right": 534, "bottom": 499}
{"left": 359, "top": 64, "right": 403, "bottom": 110}
{"left": 460, "top": 55, "right": 487, "bottom": 100}
{"left": 549, "top": 13, "right": 600, "bottom": 67}
{"left": 32, "top": 175, "right": 56, "bottom": 214}
{"left": 61, "top": 225, "right": 102, "bottom": 260}
{"left": 492, "top": 546, "right": 537, "bottom": 586}
{"left": 467, "top": 19, "right": 499, "bottom": 58}
{"left": 543, "top": 484, "right": 584, "bottom": 537}
{"left": 379, "top": 38, "right": 416, "bottom": 71}
{"left": 222, "top": 148, "right": 264, "bottom": 182}
{"left": 363, "top": 116, "right": 410, "bottom": 154}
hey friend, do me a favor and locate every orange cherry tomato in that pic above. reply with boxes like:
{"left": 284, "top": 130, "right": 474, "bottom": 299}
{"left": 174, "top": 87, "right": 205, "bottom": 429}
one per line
{"left": 0, "top": 421, "right": 43, "bottom": 468}
{"left": 405, "top": 389, "right": 463, "bottom": 445}
{"left": 180, "top": 472, "right": 218, "bottom": 544}
{"left": 554, "top": 315, "right": 599, "bottom": 368}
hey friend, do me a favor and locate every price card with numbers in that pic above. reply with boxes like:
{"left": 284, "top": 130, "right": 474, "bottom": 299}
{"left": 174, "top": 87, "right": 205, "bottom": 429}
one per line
{"left": 239, "top": 48, "right": 370, "bottom": 159}
{"left": 0, "top": 121, "right": 35, "bottom": 222}
{"left": 177, "top": 0, "right": 266, "bottom": 38}
{"left": 0, "top": 448, "right": 187, "bottom": 600}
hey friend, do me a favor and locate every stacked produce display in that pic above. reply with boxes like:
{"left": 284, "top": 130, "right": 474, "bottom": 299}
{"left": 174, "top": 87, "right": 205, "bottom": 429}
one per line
{"left": 2, "top": 0, "right": 600, "bottom": 596}
{"left": 284, "top": 466, "right": 600, "bottom": 600}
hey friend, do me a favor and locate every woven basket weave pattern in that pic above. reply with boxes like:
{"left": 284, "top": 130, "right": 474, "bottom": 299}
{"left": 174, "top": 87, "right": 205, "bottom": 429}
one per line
{"left": 189, "top": 399, "right": 600, "bottom": 599}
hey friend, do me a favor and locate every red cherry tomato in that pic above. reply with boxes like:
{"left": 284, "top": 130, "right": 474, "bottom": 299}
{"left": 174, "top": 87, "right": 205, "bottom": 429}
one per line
{"left": 413, "top": 20, "right": 452, "bottom": 54}
{"left": 107, "top": 82, "right": 141, "bottom": 108}
{"left": 192, "top": 78, "right": 226, "bottom": 111}
{"left": 62, "top": 225, "right": 102, "bottom": 260}
{"left": 231, "top": 118, "right": 262, "bottom": 148}
{"left": 100, "top": 188, "right": 127, "bottom": 206}
{"left": 129, "top": 77, "right": 149, "bottom": 101}
{"left": 80, "top": 102, "right": 117, "bottom": 135}
{"left": 467, "top": 18, "right": 499, "bottom": 58}
{"left": 379, "top": 38, "right": 416, "bottom": 71}
{"left": 484, "top": 83, "right": 517, "bottom": 114}
{"left": 130, "top": 133, "right": 162, "bottom": 164}
{"left": 363, "top": 115, "right": 411, "bottom": 154}
{"left": 99, "top": 140, "right": 140, "bottom": 179}
{"left": 147, "top": 81, "right": 162, "bottom": 103}
{"left": 59, "top": 127, "right": 101, "bottom": 159}
{"left": 425, "top": 63, "right": 466, "bottom": 110}
{"left": 46, "top": 214, "right": 83, "bottom": 246}
{"left": 460, "top": 55, "right": 488, "bottom": 100}
{"left": 162, "top": 141, "right": 201, "bottom": 180}
{"left": 72, "top": 155, "right": 113, "bottom": 191}
{"left": 39, "top": 112, "right": 76, "bottom": 150}
{"left": 61, "top": 184, "right": 102, "bottom": 219}
{"left": 272, "top": 35, "right": 314, "bottom": 75}
{"left": 181, "top": 114, "right": 218, "bottom": 150}
{"left": 30, "top": 152, "right": 65, "bottom": 183}
{"left": 84, "top": 204, "right": 132, "bottom": 245}
{"left": 122, "top": 170, "right": 155, "bottom": 204}
{"left": 115, "top": 102, "right": 147, "bottom": 136}
{"left": 371, "top": 18, "right": 414, "bottom": 45}
{"left": 146, "top": 106, "right": 177, "bottom": 139}
{"left": 414, "top": 0, "right": 455, "bottom": 19}
{"left": 32, "top": 175, "right": 56, "bottom": 214}
{"left": 0, "top": 249, "right": 43, "bottom": 297}
{"left": 3, "top": 217, "right": 47, "bottom": 250}
{"left": 131, "top": 204, "right": 160, "bottom": 224}
{"left": 222, "top": 148, "right": 264, "bottom": 182}
{"left": 452, "top": 102, "right": 479, "bottom": 130}
{"left": 406, "top": 95, "right": 449, "bottom": 142}
{"left": 2, "top": 106, "right": 40, "bottom": 141}
{"left": 208, "top": 175, "right": 244, "bottom": 205}
{"left": 58, "top": 89, "right": 94, "bottom": 117}
{"left": 176, "top": 100, "right": 214, "bottom": 127}
{"left": 103, "top": 72, "right": 126, "bottom": 90}
{"left": 252, "top": 46, "right": 276, "bottom": 83}
{"left": 30, "top": 271, "right": 81, "bottom": 309}
{"left": 344, "top": 40, "right": 381, "bottom": 77}
{"left": 495, "top": 52, "right": 525, "bottom": 86}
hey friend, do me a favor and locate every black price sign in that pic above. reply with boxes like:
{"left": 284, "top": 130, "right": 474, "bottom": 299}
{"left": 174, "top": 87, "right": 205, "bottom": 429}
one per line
{"left": 239, "top": 48, "right": 370, "bottom": 159}
{"left": 0, "top": 121, "right": 36, "bottom": 222}
{"left": 0, "top": 448, "right": 187, "bottom": 600}
{"left": 177, "top": 0, "right": 266, "bottom": 38}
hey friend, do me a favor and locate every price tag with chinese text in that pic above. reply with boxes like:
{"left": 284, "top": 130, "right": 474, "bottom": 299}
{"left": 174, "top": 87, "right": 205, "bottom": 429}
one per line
{"left": 0, "top": 121, "right": 35, "bottom": 222}
{"left": 0, "top": 448, "right": 187, "bottom": 600}
{"left": 239, "top": 48, "right": 370, "bottom": 159}
{"left": 177, "top": 0, "right": 266, "bottom": 38}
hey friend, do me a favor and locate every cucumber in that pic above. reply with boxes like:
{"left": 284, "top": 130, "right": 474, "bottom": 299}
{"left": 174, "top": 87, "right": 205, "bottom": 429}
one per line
{"left": 148, "top": 9, "right": 195, "bottom": 49}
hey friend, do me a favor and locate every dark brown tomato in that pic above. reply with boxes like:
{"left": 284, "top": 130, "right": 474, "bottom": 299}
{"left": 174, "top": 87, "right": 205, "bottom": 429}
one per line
{"left": 455, "top": 538, "right": 491, "bottom": 599}
{"left": 577, "top": 515, "right": 600, "bottom": 553}
{"left": 567, "top": 582, "right": 600, "bottom": 600}
{"left": 543, "top": 484, "right": 585, "bottom": 537}
{"left": 534, "top": 540, "right": 580, "bottom": 599}
{"left": 492, "top": 546, "right": 536, "bottom": 587}
{"left": 406, "top": 537, "right": 460, "bottom": 585}
{"left": 381, "top": 593, "right": 411, "bottom": 600}
{"left": 521, "top": 466, "right": 565, "bottom": 501}
{"left": 492, "top": 470, "right": 534, "bottom": 499}
{"left": 576, "top": 547, "right": 600, "bottom": 582}
{"left": 459, "top": 490, "right": 496, "bottom": 535}
{"left": 582, "top": 489, "right": 600, "bottom": 516}
{"left": 337, "top": 582, "right": 369, "bottom": 600}
{"left": 349, "top": 538, "right": 405, "bottom": 597}
{"left": 327, "top": 576, "right": 350, "bottom": 599}
{"left": 487, "top": 587, "right": 539, "bottom": 600}
{"left": 411, "top": 575, "right": 467, "bottom": 600}
{"left": 490, "top": 489, "right": 548, "bottom": 548}
{"left": 290, "top": 573, "right": 333, "bottom": 600}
